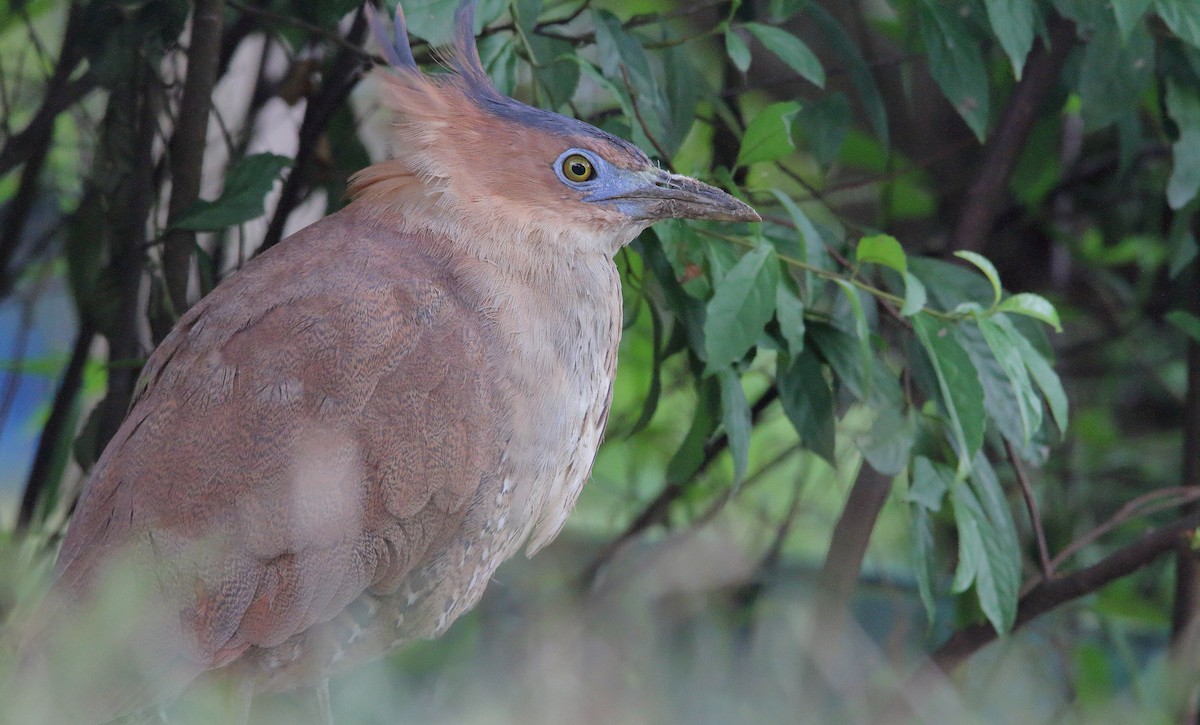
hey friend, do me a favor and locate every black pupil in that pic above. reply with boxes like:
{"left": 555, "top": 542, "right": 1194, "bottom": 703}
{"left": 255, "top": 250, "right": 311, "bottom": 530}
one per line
{"left": 570, "top": 161, "right": 588, "bottom": 178}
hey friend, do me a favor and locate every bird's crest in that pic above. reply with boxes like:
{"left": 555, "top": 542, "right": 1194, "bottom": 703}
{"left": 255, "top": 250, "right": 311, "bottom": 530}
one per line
{"left": 365, "top": 0, "right": 496, "bottom": 101}
{"left": 351, "top": 0, "right": 647, "bottom": 223}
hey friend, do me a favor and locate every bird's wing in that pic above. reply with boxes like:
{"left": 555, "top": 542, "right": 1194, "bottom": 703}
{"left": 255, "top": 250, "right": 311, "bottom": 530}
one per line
{"left": 47, "top": 210, "right": 504, "bottom": 716}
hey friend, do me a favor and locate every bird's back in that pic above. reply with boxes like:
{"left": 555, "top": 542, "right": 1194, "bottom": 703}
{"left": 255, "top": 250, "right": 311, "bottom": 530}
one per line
{"left": 25, "top": 204, "right": 531, "bottom": 721}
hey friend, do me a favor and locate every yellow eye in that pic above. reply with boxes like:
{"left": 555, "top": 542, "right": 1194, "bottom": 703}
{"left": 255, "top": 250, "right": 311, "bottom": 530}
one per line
{"left": 561, "top": 154, "right": 595, "bottom": 183}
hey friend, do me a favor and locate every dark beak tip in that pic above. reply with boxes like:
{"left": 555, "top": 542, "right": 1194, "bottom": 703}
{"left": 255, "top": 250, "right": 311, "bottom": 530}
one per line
{"left": 735, "top": 205, "right": 762, "bottom": 223}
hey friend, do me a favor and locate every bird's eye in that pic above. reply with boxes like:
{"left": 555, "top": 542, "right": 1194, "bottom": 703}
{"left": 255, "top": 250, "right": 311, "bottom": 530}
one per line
{"left": 561, "top": 154, "right": 595, "bottom": 183}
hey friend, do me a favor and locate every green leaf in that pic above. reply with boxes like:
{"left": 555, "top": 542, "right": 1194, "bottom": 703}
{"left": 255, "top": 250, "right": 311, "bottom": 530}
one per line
{"left": 984, "top": 0, "right": 1035, "bottom": 78}
{"left": 953, "top": 250, "right": 1002, "bottom": 307}
{"left": 954, "top": 320, "right": 1028, "bottom": 449}
{"left": 1156, "top": 0, "right": 1200, "bottom": 47}
{"left": 1167, "top": 81, "right": 1200, "bottom": 210}
{"left": 858, "top": 405, "right": 915, "bottom": 476}
{"left": 908, "top": 456, "right": 952, "bottom": 511}
{"left": 636, "top": 231, "right": 707, "bottom": 358}
{"left": 777, "top": 348, "right": 836, "bottom": 466}
{"left": 725, "top": 28, "right": 751, "bottom": 72}
{"left": 901, "top": 272, "right": 928, "bottom": 317}
{"left": 995, "top": 314, "right": 1069, "bottom": 434}
{"left": 703, "top": 243, "right": 779, "bottom": 372}
{"left": 627, "top": 302, "right": 665, "bottom": 437}
{"left": 736, "top": 101, "right": 802, "bottom": 168}
{"left": 856, "top": 233, "right": 907, "bottom": 274}
{"left": 809, "top": 322, "right": 903, "bottom": 409}
{"left": 743, "top": 23, "right": 826, "bottom": 88}
{"left": 912, "top": 505, "right": 939, "bottom": 624}
{"left": 912, "top": 314, "right": 986, "bottom": 476}
{"left": 794, "top": 93, "right": 850, "bottom": 169}
{"left": 718, "top": 369, "right": 753, "bottom": 486}
{"left": 775, "top": 282, "right": 807, "bottom": 355}
{"left": 593, "top": 9, "right": 655, "bottom": 94}
{"left": 478, "top": 33, "right": 519, "bottom": 96}
{"left": 1169, "top": 206, "right": 1199, "bottom": 278}
{"left": 971, "top": 457, "right": 1021, "bottom": 629}
{"left": 918, "top": 0, "right": 990, "bottom": 140}
{"left": 666, "top": 376, "right": 721, "bottom": 485}
{"left": 768, "top": 0, "right": 808, "bottom": 23}
{"left": 527, "top": 33, "right": 581, "bottom": 108}
{"left": 1167, "top": 310, "right": 1200, "bottom": 343}
{"left": 401, "top": 0, "right": 466, "bottom": 46}
{"left": 808, "top": 4, "right": 889, "bottom": 147}
{"left": 1113, "top": 0, "right": 1154, "bottom": 41}
{"left": 660, "top": 45, "right": 703, "bottom": 155}
{"left": 952, "top": 458, "right": 1021, "bottom": 633}
{"left": 996, "top": 293, "right": 1063, "bottom": 332}
{"left": 769, "top": 189, "right": 833, "bottom": 301}
{"left": 978, "top": 318, "right": 1043, "bottom": 444}
{"left": 833, "top": 279, "right": 873, "bottom": 400}
{"left": 1078, "top": 19, "right": 1155, "bottom": 131}
{"left": 171, "top": 153, "right": 293, "bottom": 232}
{"left": 592, "top": 9, "right": 671, "bottom": 151}
{"left": 910, "top": 256, "right": 995, "bottom": 311}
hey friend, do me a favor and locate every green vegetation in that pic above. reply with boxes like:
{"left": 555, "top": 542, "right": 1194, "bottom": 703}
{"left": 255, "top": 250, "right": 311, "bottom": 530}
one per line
{"left": 1, "top": 0, "right": 1198, "bottom": 721}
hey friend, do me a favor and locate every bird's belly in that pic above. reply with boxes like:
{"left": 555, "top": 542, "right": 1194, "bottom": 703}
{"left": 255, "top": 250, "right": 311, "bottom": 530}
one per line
{"left": 240, "top": 293, "right": 621, "bottom": 694}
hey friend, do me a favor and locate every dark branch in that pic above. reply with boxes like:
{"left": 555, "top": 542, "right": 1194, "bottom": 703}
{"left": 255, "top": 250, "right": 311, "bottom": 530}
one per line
{"left": 0, "top": 3, "right": 89, "bottom": 294}
{"left": 17, "top": 319, "right": 95, "bottom": 531}
{"left": 928, "top": 513, "right": 1200, "bottom": 673}
{"left": 259, "top": 8, "right": 369, "bottom": 253}
{"left": 161, "top": 0, "right": 227, "bottom": 321}
{"left": 1172, "top": 262, "right": 1200, "bottom": 649}
{"left": 951, "top": 12, "right": 1076, "bottom": 252}
{"left": 96, "top": 67, "right": 161, "bottom": 450}
{"left": 810, "top": 462, "right": 892, "bottom": 654}
{"left": 1007, "top": 439, "right": 1054, "bottom": 581}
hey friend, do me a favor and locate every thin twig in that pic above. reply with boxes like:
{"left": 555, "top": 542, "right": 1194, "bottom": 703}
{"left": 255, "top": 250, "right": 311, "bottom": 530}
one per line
{"left": 1006, "top": 439, "right": 1054, "bottom": 581}
{"left": 0, "top": 3, "right": 89, "bottom": 294}
{"left": 228, "top": 0, "right": 379, "bottom": 60}
{"left": 1012, "top": 486, "right": 1200, "bottom": 598}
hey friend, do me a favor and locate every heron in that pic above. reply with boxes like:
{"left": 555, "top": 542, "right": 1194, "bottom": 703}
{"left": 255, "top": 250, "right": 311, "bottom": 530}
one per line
{"left": 9, "top": 2, "right": 758, "bottom": 721}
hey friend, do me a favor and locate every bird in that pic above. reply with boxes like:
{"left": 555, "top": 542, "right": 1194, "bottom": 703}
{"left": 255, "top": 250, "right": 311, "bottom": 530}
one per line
{"left": 8, "top": 1, "right": 758, "bottom": 722}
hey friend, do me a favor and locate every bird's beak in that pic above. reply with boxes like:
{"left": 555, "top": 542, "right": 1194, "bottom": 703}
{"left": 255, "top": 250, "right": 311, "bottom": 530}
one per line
{"left": 587, "top": 168, "right": 761, "bottom": 223}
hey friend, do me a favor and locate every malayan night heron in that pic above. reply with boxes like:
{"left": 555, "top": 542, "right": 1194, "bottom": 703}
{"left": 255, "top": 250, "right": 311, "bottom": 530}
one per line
{"left": 11, "top": 1, "right": 759, "bottom": 721}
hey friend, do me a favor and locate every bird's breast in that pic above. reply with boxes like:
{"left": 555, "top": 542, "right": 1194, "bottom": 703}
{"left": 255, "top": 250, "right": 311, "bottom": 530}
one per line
{"left": 492, "top": 255, "right": 624, "bottom": 554}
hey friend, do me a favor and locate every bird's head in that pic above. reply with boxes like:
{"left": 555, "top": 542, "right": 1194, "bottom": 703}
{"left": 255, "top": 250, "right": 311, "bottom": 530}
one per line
{"left": 351, "top": 1, "right": 759, "bottom": 255}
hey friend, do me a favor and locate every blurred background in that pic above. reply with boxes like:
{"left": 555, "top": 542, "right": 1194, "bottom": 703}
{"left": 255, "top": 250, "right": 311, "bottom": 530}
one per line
{"left": 1, "top": 0, "right": 1199, "bottom": 722}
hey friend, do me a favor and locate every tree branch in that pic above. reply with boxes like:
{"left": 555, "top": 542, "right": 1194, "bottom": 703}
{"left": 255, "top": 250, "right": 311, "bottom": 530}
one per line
{"left": 259, "top": 8, "right": 369, "bottom": 253}
{"left": 927, "top": 513, "right": 1200, "bottom": 673}
{"left": 1171, "top": 262, "right": 1200, "bottom": 716}
{"left": 951, "top": 12, "right": 1076, "bottom": 252}
{"left": 96, "top": 67, "right": 161, "bottom": 450}
{"left": 160, "top": 0, "right": 227, "bottom": 320}
{"left": 16, "top": 319, "right": 94, "bottom": 531}
{"left": 0, "top": 3, "right": 89, "bottom": 294}
{"left": 1006, "top": 439, "right": 1053, "bottom": 581}
{"left": 810, "top": 462, "right": 892, "bottom": 655}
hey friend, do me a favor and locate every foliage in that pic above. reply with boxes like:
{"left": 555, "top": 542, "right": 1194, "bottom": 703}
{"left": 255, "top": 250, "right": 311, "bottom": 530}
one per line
{"left": 0, "top": 0, "right": 1199, "bottom": 721}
